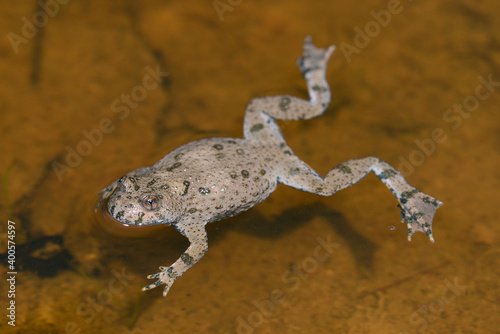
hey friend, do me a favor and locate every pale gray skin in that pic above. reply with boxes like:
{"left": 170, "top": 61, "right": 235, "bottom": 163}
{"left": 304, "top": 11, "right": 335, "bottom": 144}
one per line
{"left": 97, "top": 37, "right": 443, "bottom": 297}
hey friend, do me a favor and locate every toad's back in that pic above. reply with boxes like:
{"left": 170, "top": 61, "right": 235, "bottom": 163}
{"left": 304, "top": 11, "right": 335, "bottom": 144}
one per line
{"left": 153, "top": 137, "right": 281, "bottom": 223}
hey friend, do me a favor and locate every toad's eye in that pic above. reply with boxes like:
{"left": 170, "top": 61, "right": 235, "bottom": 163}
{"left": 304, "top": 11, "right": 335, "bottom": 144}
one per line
{"left": 141, "top": 195, "right": 159, "bottom": 211}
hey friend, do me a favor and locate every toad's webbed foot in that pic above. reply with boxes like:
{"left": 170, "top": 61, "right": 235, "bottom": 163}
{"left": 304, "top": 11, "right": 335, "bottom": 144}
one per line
{"left": 398, "top": 190, "right": 443, "bottom": 242}
{"left": 142, "top": 265, "right": 179, "bottom": 297}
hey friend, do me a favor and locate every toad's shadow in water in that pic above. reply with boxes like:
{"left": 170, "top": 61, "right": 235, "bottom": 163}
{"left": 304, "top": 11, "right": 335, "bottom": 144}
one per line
{"left": 215, "top": 201, "right": 378, "bottom": 275}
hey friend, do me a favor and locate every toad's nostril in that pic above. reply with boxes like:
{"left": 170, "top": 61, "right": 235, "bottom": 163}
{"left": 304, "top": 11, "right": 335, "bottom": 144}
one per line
{"left": 117, "top": 176, "right": 127, "bottom": 190}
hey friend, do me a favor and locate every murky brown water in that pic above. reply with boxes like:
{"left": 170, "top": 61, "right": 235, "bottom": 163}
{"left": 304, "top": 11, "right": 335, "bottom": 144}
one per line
{"left": 1, "top": 0, "right": 499, "bottom": 333}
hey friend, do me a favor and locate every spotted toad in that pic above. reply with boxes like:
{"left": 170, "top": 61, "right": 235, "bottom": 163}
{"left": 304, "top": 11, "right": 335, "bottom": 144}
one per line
{"left": 96, "top": 37, "right": 443, "bottom": 297}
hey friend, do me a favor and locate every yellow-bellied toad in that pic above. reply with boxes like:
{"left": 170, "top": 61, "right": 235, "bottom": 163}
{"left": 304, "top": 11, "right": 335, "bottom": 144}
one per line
{"left": 96, "top": 37, "right": 443, "bottom": 297}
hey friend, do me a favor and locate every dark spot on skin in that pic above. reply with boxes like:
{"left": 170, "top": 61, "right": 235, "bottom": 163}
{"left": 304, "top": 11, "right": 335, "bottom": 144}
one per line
{"left": 161, "top": 184, "right": 169, "bottom": 190}
{"left": 378, "top": 169, "right": 397, "bottom": 179}
{"left": 250, "top": 123, "right": 264, "bottom": 132}
{"left": 229, "top": 172, "right": 238, "bottom": 179}
{"left": 315, "top": 187, "right": 323, "bottom": 193}
{"left": 166, "top": 162, "right": 182, "bottom": 172}
{"left": 283, "top": 150, "right": 292, "bottom": 155}
{"left": 279, "top": 143, "right": 286, "bottom": 148}
{"left": 289, "top": 167, "right": 300, "bottom": 175}
{"left": 147, "top": 179, "right": 156, "bottom": 187}
{"left": 312, "top": 85, "right": 327, "bottom": 93}
{"left": 181, "top": 253, "right": 194, "bottom": 265}
{"left": 199, "top": 187, "right": 210, "bottom": 195}
{"left": 215, "top": 205, "right": 223, "bottom": 210}
{"left": 336, "top": 164, "right": 352, "bottom": 174}
{"left": 279, "top": 97, "right": 291, "bottom": 111}
{"left": 423, "top": 196, "right": 440, "bottom": 207}
{"left": 135, "top": 212, "right": 145, "bottom": 224}
{"left": 400, "top": 189, "right": 419, "bottom": 204}
{"left": 174, "top": 153, "right": 184, "bottom": 160}
{"left": 181, "top": 181, "right": 190, "bottom": 196}
{"left": 260, "top": 169, "right": 266, "bottom": 175}
{"left": 116, "top": 211, "right": 125, "bottom": 219}
{"left": 213, "top": 144, "right": 224, "bottom": 150}
{"left": 155, "top": 212, "right": 165, "bottom": 221}
{"left": 188, "top": 208, "right": 197, "bottom": 213}
{"left": 236, "top": 149, "right": 245, "bottom": 155}
{"left": 167, "top": 267, "right": 178, "bottom": 279}
{"left": 215, "top": 153, "right": 225, "bottom": 160}
{"left": 253, "top": 177, "right": 260, "bottom": 182}
{"left": 134, "top": 185, "right": 140, "bottom": 191}
{"left": 228, "top": 140, "right": 237, "bottom": 144}
{"left": 241, "top": 170, "right": 250, "bottom": 178}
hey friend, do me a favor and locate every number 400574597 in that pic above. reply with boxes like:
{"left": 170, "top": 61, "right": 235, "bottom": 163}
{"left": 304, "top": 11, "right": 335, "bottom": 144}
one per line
{"left": 7, "top": 220, "right": 15, "bottom": 271}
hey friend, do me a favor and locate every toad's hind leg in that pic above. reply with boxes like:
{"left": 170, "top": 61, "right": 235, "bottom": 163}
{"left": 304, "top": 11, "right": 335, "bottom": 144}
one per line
{"left": 243, "top": 36, "right": 335, "bottom": 144}
{"left": 278, "top": 155, "right": 443, "bottom": 242}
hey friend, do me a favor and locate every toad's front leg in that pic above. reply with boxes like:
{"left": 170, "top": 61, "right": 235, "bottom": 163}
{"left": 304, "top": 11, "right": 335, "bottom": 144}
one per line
{"left": 142, "top": 222, "right": 208, "bottom": 297}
